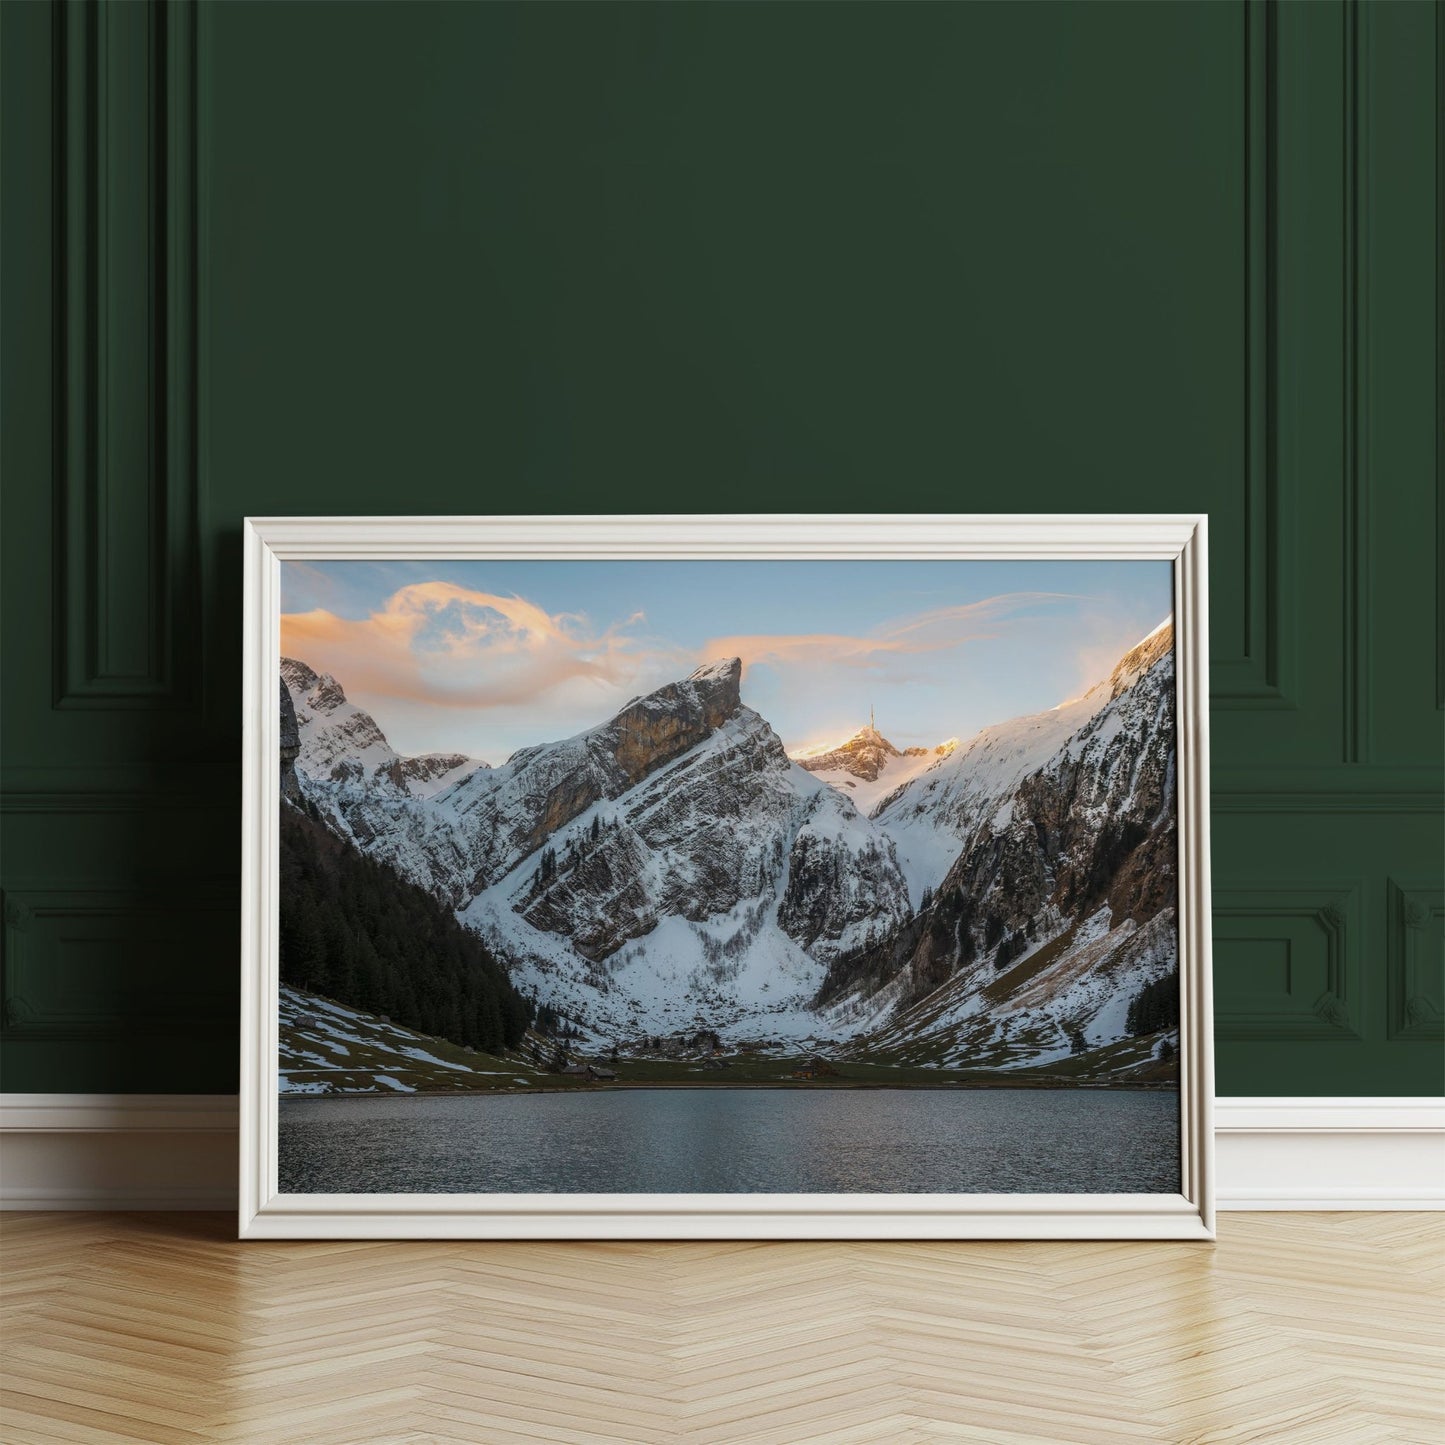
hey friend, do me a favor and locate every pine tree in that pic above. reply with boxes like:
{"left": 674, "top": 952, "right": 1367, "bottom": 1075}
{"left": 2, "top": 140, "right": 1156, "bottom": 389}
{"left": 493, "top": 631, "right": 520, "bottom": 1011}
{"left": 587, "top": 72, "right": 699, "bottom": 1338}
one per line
{"left": 1125, "top": 971, "right": 1180, "bottom": 1036}
{"left": 277, "top": 805, "right": 529, "bottom": 1054}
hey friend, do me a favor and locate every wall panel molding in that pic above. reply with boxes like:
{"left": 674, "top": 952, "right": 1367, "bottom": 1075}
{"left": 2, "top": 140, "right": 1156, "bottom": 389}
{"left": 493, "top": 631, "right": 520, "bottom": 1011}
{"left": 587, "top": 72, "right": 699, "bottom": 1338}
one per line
{"left": 1437, "top": 0, "right": 1444, "bottom": 717}
{"left": 0, "top": 884, "right": 233, "bottom": 1042}
{"left": 1386, "top": 878, "right": 1444, "bottom": 1042}
{"left": 1341, "top": 0, "right": 1373, "bottom": 763}
{"left": 1214, "top": 0, "right": 1294, "bottom": 712}
{"left": 52, "top": 0, "right": 199, "bottom": 710}
{"left": 1213, "top": 882, "right": 1362, "bottom": 1041}
{"left": 1212, "top": 764, "right": 1442, "bottom": 813}
{"left": 0, "top": 788, "right": 231, "bottom": 816}
{"left": 1, "top": 760, "right": 240, "bottom": 807}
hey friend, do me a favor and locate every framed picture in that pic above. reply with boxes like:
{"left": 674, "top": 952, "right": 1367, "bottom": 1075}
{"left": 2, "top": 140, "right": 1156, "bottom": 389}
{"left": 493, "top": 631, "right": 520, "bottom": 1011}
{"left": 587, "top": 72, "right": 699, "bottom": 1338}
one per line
{"left": 240, "top": 515, "right": 1214, "bottom": 1239}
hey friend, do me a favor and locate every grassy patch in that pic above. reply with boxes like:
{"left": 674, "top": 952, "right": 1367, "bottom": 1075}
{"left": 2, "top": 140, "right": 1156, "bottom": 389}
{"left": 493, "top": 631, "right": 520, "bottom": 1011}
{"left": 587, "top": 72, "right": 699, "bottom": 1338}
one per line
{"left": 982, "top": 924, "right": 1080, "bottom": 1006}
{"left": 1013, "top": 1032, "right": 1178, "bottom": 1084}
{"left": 279, "top": 985, "right": 1177, "bottom": 1096}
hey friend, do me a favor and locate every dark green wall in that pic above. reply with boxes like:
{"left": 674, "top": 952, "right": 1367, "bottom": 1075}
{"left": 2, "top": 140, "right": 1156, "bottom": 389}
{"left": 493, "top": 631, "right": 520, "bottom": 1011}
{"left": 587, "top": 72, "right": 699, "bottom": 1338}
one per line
{"left": 3, "top": 0, "right": 1440, "bottom": 1095}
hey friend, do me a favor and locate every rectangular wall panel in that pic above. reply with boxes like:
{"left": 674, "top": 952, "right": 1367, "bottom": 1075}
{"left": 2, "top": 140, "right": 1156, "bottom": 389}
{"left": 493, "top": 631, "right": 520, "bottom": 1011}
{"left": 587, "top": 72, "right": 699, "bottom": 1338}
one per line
{"left": 1, "top": 885, "right": 233, "bottom": 1041}
{"left": 53, "top": 0, "right": 198, "bottom": 709}
{"left": 1214, "top": 884, "right": 1361, "bottom": 1041}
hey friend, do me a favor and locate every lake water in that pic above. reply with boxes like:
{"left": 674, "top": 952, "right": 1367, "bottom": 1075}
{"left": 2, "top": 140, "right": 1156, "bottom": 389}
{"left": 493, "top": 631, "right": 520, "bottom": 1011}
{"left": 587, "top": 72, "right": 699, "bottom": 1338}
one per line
{"left": 278, "top": 1087, "right": 1179, "bottom": 1194}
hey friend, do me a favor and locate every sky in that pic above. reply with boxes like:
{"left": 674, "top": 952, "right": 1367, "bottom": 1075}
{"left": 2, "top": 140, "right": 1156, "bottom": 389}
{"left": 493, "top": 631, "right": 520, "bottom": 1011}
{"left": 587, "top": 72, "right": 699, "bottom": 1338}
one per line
{"left": 280, "top": 560, "right": 1173, "bottom": 763}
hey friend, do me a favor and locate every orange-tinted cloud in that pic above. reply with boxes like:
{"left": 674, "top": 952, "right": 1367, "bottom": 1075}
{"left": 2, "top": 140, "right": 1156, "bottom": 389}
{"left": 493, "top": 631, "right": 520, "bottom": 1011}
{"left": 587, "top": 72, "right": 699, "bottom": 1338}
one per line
{"left": 700, "top": 592, "right": 1075, "bottom": 673}
{"left": 281, "top": 581, "right": 656, "bottom": 708}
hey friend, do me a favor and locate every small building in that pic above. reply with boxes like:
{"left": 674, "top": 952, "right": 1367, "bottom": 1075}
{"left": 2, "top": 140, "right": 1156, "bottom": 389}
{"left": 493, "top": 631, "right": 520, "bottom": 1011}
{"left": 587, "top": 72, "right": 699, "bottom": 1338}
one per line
{"left": 586, "top": 1064, "right": 617, "bottom": 1081}
{"left": 561, "top": 1063, "right": 589, "bottom": 1076}
{"left": 793, "top": 1057, "right": 836, "bottom": 1081}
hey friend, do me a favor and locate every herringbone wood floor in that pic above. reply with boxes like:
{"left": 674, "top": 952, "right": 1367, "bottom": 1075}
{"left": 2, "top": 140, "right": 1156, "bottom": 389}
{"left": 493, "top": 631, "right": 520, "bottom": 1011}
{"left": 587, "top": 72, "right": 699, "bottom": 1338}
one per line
{"left": 0, "top": 1213, "right": 1440, "bottom": 1444}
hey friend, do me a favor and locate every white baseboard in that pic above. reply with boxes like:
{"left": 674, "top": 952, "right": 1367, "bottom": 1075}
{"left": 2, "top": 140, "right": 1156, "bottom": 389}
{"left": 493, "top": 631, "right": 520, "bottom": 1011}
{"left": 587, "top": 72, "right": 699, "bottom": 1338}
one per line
{"left": 1, "top": 1094, "right": 1440, "bottom": 1212}
{"left": 1, "top": 1095, "right": 239, "bottom": 1211}
{"left": 1213, "top": 1096, "right": 1445, "bottom": 1210}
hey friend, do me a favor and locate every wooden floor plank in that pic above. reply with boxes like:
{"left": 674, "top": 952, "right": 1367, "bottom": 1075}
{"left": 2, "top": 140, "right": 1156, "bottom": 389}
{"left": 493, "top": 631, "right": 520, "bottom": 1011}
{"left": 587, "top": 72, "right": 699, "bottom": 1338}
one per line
{"left": 0, "top": 1212, "right": 1440, "bottom": 1443}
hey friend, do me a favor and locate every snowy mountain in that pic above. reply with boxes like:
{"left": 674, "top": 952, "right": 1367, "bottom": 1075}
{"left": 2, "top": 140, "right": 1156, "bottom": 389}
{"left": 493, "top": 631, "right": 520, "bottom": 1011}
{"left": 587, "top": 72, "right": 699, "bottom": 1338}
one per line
{"left": 461, "top": 700, "right": 912, "bottom": 1042}
{"left": 281, "top": 621, "right": 1179, "bottom": 1072}
{"left": 285, "top": 658, "right": 912, "bottom": 1039}
{"left": 817, "top": 621, "right": 1179, "bottom": 1069}
{"left": 281, "top": 657, "right": 486, "bottom": 802}
{"left": 867, "top": 621, "right": 1174, "bottom": 903}
{"left": 793, "top": 724, "right": 956, "bottom": 817}
{"left": 441, "top": 658, "right": 754, "bottom": 893}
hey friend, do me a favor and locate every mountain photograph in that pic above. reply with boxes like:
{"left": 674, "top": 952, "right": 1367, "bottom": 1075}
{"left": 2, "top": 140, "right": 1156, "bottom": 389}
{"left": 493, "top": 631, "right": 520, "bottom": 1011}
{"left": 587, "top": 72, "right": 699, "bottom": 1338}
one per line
{"left": 275, "top": 560, "right": 1182, "bottom": 1195}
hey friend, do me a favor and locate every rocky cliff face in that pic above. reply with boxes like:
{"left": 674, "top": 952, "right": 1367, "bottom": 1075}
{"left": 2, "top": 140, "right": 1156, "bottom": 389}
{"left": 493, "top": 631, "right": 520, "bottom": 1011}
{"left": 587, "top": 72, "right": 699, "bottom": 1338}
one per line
{"left": 381, "top": 752, "right": 483, "bottom": 796}
{"left": 444, "top": 658, "right": 747, "bottom": 881}
{"left": 278, "top": 679, "right": 302, "bottom": 802}
{"left": 458, "top": 700, "right": 914, "bottom": 1040}
{"left": 817, "top": 623, "right": 1178, "bottom": 1070}
{"left": 282, "top": 658, "right": 724, "bottom": 902}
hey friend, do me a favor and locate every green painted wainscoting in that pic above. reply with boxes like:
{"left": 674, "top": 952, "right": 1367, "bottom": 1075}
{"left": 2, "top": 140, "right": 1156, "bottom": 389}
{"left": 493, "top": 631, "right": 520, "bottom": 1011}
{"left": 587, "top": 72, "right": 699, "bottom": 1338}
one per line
{"left": 1, "top": 1, "right": 1440, "bottom": 1096}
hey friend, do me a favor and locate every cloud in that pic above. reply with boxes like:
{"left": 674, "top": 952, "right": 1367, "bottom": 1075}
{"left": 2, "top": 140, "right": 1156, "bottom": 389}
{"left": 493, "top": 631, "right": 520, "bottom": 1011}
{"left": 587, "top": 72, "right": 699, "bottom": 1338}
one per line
{"left": 281, "top": 581, "right": 657, "bottom": 709}
{"left": 699, "top": 592, "right": 1078, "bottom": 674}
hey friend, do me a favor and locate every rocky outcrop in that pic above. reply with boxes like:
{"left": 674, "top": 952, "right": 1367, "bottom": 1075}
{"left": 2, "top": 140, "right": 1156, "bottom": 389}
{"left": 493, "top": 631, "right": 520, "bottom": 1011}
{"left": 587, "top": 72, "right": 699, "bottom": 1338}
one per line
{"left": 279, "top": 679, "right": 302, "bottom": 802}
{"left": 285, "top": 656, "right": 758, "bottom": 907}
{"left": 609, "top": 657, "right": 743, "bottom": 783}
{"left": 779, "top": 807, "right": 907, "bottom": 955}
{"left": 488, "top": 708, "right": 912, "bottom": 969}
{"left": 380, "top": 752, "right": 486, "bottom": 794}
{"left": 441, "top": 658, "right": 750, "bottom": 884}
{"left": 794, "top": 726, "right": 956, "bottom": 816}
{"left": 797, "top": 725, "right": 904, "bottom": 783}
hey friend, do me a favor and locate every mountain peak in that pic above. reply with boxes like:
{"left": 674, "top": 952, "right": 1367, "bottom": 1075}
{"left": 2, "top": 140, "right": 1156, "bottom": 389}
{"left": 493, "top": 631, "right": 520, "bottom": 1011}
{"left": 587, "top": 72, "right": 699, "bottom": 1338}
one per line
{"left": 1106, "top": 619, "right": 1174, "bottom": 700}
{"left": 795, "top": 724, "right": 903, "bottom": 782}
{"left": 689, "top": 656, "right": 742, "bottom": 687}
{"left": 281, "top": 656, "right": 350, "bottom": 715}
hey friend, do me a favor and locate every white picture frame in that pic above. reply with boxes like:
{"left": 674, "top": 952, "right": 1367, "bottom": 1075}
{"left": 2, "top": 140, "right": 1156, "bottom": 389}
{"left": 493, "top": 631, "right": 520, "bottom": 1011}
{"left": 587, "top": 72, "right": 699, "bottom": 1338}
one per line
{"left": 240, "top": 514, "right": 1214, "bottom": 1240}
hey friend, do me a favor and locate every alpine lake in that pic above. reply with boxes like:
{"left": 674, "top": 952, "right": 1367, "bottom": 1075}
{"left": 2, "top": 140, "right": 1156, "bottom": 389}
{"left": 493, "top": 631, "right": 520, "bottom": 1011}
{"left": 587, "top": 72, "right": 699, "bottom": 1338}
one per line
{"left": 278, "top": 1079, "right": 1180, "bottom": 1195}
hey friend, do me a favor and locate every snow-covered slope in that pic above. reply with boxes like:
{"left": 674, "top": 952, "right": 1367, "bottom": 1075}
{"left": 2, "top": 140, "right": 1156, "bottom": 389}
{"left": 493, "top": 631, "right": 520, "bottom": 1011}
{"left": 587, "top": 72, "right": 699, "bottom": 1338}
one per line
{"left": 279, "top": 985, "right": 549, "bottom": 1094}
{"left": 438, "top": 658, "right": 752, "bottom": 893}
{"left": 869, "top": 620, "right": 1174, "bottom": 903}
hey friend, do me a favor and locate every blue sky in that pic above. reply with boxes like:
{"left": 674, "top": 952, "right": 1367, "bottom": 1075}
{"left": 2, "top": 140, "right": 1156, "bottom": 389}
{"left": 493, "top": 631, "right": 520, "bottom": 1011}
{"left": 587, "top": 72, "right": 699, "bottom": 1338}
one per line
{"left": 281, "top": 560, "right": 1172, "bottom": 763}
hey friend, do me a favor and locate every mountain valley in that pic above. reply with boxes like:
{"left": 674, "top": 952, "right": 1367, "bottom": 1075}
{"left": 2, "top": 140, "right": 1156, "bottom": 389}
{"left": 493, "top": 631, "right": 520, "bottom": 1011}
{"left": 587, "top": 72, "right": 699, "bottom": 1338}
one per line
{"left": 280, "top": 624, "right": 1181, "bottom": 1080}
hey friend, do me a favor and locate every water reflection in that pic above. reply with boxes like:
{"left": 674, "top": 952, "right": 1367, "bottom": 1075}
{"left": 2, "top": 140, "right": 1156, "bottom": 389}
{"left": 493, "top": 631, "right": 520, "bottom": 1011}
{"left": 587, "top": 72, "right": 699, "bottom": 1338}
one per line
{"left": 279, "top": 1087, "right": 1180, "bottom": 1194}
